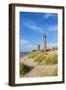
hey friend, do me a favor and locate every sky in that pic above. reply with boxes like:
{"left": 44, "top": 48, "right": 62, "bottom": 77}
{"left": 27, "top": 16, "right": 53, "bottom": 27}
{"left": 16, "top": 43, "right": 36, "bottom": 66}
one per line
{"left": 20, "top": 12, "right": 58, "bottom": 52}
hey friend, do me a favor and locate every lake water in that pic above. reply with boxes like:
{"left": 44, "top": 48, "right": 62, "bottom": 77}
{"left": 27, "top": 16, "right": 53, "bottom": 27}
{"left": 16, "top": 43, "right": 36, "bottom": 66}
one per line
{"left": 20, "top": 52, "right": 31, "bottom": 58}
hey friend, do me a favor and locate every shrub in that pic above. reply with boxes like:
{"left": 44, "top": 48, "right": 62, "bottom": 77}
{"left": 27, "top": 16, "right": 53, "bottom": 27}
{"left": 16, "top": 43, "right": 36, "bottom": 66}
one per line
{"left": 20, "top": 63, "right": 33, "bottom": 76}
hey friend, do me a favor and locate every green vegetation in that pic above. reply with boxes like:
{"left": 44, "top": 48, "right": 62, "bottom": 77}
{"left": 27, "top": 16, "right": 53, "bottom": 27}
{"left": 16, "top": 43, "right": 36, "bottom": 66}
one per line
{"left": 44, "top": 54, "right": 58, "bottom": 65}
{"left": 53, "top": 68, "right": 58, "bottom": 76}
{"left": 28, "top": 52, "right": 39, "bottom": 58}
{"left": 20, "top": 50, "right": 58, "bottom": 77}
{"left": 20, "top": 63, "right": 33, "bottom": 76}
{"left": 35, "top": 54, "right": 47, "bottom": 64}
{"left": 27, "top": 51, "right": 58, "bottom": 65}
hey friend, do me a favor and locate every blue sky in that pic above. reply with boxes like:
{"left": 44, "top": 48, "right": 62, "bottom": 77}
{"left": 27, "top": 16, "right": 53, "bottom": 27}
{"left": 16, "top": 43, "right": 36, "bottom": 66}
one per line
{"left": 20, "top": 12, "right": 58, "bottom": 52}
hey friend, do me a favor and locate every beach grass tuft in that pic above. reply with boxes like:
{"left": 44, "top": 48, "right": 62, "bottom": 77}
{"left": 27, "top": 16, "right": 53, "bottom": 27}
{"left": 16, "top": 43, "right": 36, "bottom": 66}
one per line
{"left": 53, "top": 68, "right": 58, "bottom": 76}
{"left": 34, "top": 53, "right": 58, "bottom": 65}
{"left": 28, "top": 52, "right": 39, "bottom": 58}
{"left": 20, "top": 63, "right": 33, "bottom": 76}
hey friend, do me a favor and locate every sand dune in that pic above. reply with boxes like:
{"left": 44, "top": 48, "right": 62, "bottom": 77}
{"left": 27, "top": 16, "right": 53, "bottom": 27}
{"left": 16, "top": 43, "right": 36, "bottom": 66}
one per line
{"left": 20, "top": 50, "right": 58, "bottom": 77}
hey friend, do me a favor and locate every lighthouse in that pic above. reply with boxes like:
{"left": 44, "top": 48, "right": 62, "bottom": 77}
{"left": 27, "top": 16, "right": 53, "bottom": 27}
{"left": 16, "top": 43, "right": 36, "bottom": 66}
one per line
{"left": 44, "top": 33, "right": 47, "bottom": 51}
{"left": 38, "top": 44, "right": 40, "bottom": 51}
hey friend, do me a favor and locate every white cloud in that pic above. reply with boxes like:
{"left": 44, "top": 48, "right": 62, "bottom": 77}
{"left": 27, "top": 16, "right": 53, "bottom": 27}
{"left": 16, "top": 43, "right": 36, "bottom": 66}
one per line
{"left": 20, "top": 39, "right": 31, "bottom": 45}
{"left": 23, "top": 21, "right": 44, "bottom": 33}
{"left": 42, "top": 13, "right": 53, "bottom": 19}
{"left": 47, "top": 25, "right": 58, "bottom": 32}
{"left": 20, "top": 39, "right": 36, "bottom": 52}
{"left": 22, "top": 20, "right": 58, "bottom": 35}
{"left": 42, "top": 13, "right": 57, "bottom": 19}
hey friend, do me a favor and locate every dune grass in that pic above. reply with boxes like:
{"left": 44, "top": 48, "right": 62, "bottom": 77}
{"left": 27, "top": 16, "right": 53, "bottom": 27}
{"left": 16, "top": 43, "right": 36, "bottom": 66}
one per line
{"left": 35, "top": 54, "right": 47, "bottom": 64}
{"left": 28, "top": 52, "right": 39, "bottom": 58}
{"left": 20, "top": 50, "right": 58, "bottom": 77}
{"left": 53, "top": 68, "right": 58, "bottom": 76}
{"left": 27, "top": 50, "right": 58, "bottom": 65}
{"left": 34, "top": 53, "right": 58, "bottom": 65}
{"left": 44, "top": 54, "right": 58, "bottom": 65}
{"left": 20, "top": 63, "right": 33, "bottom": 76}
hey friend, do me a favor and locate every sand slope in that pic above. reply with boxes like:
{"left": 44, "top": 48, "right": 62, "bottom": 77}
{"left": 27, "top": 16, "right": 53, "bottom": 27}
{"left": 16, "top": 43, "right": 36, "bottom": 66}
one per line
{"left": 20, "top": 50, "right": 58, "bottom": 77}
